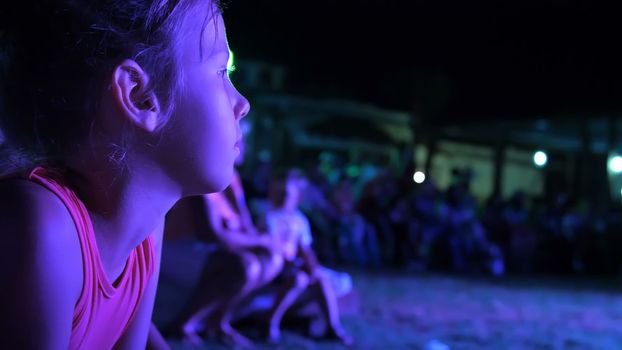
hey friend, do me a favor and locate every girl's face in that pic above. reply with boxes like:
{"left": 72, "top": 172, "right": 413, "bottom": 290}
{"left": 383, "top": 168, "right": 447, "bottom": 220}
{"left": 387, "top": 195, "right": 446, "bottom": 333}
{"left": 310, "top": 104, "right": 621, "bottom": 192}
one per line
{"left": 158, "top": 6, "right": 250, "bottom": 196}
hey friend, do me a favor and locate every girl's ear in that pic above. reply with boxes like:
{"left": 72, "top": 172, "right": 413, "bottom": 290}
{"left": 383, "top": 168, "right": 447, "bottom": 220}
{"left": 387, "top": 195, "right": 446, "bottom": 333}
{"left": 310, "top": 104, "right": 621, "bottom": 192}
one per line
{"left": 111, "top": 59, "right": 161, "bottom": 133}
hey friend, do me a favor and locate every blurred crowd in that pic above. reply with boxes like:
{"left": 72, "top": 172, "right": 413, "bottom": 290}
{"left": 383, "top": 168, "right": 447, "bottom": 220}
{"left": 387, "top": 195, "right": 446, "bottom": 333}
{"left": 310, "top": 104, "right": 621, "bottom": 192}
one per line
{"left": 163, "top": 150, "right": 622, "bottom": 346}
{"left": 242, "top": 156, "right": 622, "bottom": 277}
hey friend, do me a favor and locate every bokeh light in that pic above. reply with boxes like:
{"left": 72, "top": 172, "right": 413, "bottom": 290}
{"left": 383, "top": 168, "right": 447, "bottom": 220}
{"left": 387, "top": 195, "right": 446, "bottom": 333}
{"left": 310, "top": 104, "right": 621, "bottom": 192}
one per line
{"left": 608, "top": 155, "right": 622, "bottom": 174}
{"left": 533, "top": 151, "right": 548, "bottom": 168}
{"left": 413, "top": 171, "right": 426, "bottom": 184}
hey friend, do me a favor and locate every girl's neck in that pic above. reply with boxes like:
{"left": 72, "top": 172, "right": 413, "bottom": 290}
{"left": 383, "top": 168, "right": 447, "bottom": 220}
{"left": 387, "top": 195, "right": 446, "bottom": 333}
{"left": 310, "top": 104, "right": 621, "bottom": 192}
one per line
{"left": 68, "top": 154, "right": 180, "bottom": 279}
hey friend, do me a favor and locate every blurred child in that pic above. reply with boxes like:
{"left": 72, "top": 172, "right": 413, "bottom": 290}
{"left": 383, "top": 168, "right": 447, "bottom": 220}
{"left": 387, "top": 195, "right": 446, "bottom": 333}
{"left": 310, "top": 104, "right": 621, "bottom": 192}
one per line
{"left": 261, "top": 171, "right": 353, "bottom": 345}
{"left": 172, "top": 167, "right": 284, "bottom": 347}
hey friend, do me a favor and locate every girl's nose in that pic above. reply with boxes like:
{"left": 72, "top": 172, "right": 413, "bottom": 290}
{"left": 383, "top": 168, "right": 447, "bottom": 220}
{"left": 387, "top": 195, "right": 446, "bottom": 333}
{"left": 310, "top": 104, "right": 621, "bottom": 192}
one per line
{"left": 234, "top": 93, "right": 250, "bottom": 120}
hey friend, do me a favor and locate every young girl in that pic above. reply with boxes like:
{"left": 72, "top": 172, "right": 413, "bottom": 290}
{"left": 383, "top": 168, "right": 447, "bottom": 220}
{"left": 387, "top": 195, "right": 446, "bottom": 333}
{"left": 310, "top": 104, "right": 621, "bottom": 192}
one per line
{"left": 0, "top": 1, "right": 249, "bottom": 349}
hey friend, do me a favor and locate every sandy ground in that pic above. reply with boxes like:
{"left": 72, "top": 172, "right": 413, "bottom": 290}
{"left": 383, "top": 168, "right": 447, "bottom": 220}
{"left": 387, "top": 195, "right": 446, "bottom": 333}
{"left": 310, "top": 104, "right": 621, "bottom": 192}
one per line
{"left": 158, "top": 264, "right": 622, "bottom": 350}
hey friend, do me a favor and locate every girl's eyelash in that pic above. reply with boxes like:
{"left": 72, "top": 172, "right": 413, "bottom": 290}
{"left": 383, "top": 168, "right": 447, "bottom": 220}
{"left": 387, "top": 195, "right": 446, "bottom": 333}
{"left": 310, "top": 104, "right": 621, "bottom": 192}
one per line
{"left": 219, "top": 65, "right": 236, "bottom": 77}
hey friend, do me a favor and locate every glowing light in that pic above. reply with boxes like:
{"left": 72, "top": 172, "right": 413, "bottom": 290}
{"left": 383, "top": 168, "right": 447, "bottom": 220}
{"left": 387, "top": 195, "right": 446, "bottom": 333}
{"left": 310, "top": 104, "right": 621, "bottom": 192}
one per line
{"left": 413, "top": 171, "right": 426, "bottom": 184}
{"left": 346, "top": 165, "right": 361, "bottom": 177}
{"left": 227, "top": 49, "right": 236, "bottom": 76}
{"left": 533, "top": 151, "right": 548, "bottom": 168}
{"left": 609, "top": 155, "right": 622, "bottom": 173}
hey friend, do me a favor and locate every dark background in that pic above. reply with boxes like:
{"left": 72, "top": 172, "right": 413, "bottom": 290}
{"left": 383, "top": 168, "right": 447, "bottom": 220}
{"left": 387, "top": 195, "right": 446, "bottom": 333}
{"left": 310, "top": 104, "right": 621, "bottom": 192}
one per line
{"left": 224, "top": 0, "right": 621, "bottom": 122}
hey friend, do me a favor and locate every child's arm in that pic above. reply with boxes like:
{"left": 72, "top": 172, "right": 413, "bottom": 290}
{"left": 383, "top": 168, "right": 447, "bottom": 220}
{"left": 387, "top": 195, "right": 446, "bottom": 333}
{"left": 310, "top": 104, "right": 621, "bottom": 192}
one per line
{"left": 0, "top": 180, "right": 83, "bottom": 349}
{"left": 113, "top": 220, "right": 168, "bottom": 350}
{"left": 299, "top": 243, "right": 321, "bottom": 274}
{"left": 297, "top": 212, "right": 321, "bottom": 273}
{"left": 203, "top": 194, "right": 275, "bottom": 251}
{"left": 230, "top": 172, "right": 257, "bottom": 235}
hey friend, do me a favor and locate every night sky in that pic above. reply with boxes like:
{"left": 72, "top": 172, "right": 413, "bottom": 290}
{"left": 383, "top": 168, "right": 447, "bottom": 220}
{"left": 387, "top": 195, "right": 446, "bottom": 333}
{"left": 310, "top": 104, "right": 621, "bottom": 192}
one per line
{"left": 224, "top": 0, "right": 621, "bottom": 122}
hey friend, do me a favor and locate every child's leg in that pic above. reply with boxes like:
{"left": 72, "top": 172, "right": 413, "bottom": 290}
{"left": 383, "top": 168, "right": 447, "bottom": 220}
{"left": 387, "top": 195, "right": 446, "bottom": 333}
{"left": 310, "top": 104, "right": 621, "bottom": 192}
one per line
{"left": 308, "top": 273, "right": 353, "bottom": 346}
{"left": 181, "top": 303, "right": 219, "bottom": 346}
{"left": 203, "top": 307, "right": 254, "bottom": 347}
{"left": 250, "top": 245, "right": 284, "bottom": 288}
{"left": 202, "top": 250, "right": 261, "bottom": 346}
{"left": 165, "top": 254, "right": 229, "bottom": 341}
{"left": 265, "top": 270, "right": 310, "bottom": 342}
{"left": 171, "top": 249, "right": 260, "bottom": 346}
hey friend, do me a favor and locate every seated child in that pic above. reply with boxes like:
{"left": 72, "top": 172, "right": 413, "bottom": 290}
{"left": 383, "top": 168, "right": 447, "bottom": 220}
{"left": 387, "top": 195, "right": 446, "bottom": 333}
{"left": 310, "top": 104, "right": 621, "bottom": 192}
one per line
{"left": 260, "top": 170, "right": 353, "bottom": 346}
{"left": 171, "top": 169, "right": 283, "bottom": 347}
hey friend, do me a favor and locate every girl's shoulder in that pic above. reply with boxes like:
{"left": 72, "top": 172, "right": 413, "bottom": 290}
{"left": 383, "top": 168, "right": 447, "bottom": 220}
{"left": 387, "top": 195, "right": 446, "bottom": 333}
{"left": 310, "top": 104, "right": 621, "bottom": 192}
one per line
{"left": 0, "top": 177, "right": 74, "bottom": 220}
{"left": 0, "top": 175, "right": 81, "bottom": 235}
{"left": 0, "top": 177, "right": 83, "bottom": 286}
{"left": 0, "top": 178, "right": 83, "bottom": 348}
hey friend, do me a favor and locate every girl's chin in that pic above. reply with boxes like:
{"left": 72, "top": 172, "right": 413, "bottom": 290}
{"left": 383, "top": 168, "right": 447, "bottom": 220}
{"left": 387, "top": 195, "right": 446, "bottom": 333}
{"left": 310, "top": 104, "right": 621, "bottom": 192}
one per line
{"left": 181, "top": 168, "right": 234, "bottom": 196}
{"left": 211, "top": 165, "right": 236, "bottom": 191}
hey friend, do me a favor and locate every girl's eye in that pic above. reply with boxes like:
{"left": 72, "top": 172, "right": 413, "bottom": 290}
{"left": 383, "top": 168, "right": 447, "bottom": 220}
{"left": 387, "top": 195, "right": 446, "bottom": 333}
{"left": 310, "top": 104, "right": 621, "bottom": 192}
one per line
{"left": 218, "top": 65, "right": 236, "bottom": 78}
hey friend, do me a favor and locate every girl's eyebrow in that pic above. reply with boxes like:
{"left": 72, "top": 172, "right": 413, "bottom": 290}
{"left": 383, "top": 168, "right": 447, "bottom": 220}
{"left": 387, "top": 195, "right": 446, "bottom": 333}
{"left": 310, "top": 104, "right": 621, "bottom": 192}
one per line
{"left": 210, "top": 49, "right": 229, "bottom": 63}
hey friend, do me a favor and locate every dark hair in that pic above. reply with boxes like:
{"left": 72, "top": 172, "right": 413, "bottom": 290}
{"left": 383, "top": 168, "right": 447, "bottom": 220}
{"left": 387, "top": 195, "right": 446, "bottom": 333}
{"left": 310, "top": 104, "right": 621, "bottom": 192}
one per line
{"left": 0, "top": 0, "right": 221, "bottom": 175}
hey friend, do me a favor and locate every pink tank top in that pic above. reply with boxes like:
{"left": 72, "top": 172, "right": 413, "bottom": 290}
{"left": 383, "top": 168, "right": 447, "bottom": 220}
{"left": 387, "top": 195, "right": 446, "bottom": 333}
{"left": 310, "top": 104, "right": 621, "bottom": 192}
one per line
{"left": 28, "top": 167, "right": 156, "bottom": 349}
